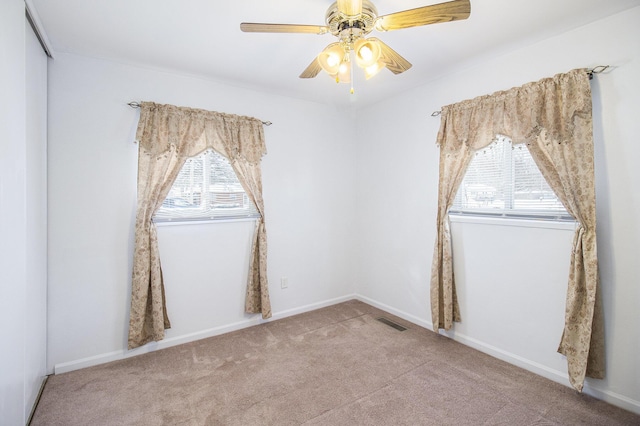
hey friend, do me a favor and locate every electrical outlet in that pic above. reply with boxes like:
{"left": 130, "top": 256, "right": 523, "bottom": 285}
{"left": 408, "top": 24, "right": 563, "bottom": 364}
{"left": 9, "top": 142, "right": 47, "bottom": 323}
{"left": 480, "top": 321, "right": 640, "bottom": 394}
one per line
{"left": 280, "top": 277, "right": 288, "bottom": 289}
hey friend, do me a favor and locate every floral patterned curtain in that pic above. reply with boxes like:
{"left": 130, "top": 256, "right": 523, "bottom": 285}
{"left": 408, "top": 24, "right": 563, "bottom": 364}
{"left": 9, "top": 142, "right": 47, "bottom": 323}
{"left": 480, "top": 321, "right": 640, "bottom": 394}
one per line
{"left": 129, "top": 102, "right": 271, "bottom": 349}
{"left": 431, "top": 68, "right": 604, "bottom": 391}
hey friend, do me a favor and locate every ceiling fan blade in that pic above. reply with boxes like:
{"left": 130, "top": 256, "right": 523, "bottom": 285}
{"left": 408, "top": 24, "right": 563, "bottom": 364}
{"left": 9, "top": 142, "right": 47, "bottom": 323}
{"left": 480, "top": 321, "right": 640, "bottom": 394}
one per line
{"left": 240, "top": 23, "right": 329, "bottom": 34}
{"left": 300, "top": 57, "right": 323, "bottom": 79}
{"left": 337, "top": 0, "right": 363, "bottom": 16}
{"left": 370, "top": 38, "right": 412, "bottom": 74}
{"left": 375, "top": 0, "right": 470, "bottom": 32}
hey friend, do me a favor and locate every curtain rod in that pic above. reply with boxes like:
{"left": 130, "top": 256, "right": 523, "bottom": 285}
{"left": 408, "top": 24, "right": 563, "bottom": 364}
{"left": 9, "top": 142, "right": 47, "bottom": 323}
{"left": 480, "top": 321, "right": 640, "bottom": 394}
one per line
{"left": 127, "top": 102, "right": 272, "bottom": 126}
{"left": 430, "top": 65, "right": 611, "bottom": 117}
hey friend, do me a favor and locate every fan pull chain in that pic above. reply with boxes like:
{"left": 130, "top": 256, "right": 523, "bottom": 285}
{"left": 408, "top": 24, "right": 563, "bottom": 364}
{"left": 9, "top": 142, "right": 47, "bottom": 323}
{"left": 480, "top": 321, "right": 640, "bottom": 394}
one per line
{"left": 350, "top": 50, "right": 355, "bottom": 95}
{"left": 349, "top": 61, "right": 355, "bottom": 95}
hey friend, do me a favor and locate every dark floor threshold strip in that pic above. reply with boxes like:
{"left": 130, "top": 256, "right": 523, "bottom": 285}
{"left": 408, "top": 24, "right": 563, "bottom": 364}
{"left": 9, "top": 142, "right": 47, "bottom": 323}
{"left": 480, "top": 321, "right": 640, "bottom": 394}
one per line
{"left": 28, "top": 375, "right": 49, "bottom": 426}
{"left": 376, "top": 317, "right": 408, "bottom": 331}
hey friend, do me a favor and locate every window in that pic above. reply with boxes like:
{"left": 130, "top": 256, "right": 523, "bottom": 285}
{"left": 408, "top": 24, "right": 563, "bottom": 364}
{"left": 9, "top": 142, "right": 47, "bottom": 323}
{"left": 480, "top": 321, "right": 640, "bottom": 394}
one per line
{"left": 154, "top": 149, "right": 260, "bottom": 222}
{"left": 450, "top": 136, "right": 572, "bottom": 220}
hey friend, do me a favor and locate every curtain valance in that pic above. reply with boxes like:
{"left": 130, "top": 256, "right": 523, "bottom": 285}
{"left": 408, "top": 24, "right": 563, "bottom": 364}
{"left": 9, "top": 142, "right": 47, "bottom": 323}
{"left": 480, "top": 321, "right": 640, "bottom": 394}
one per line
{"left": 437, "top": 68, "right": 592, "bottom": 150}
{"left": 135, "top": 102, "right": 266, "bottom": 163}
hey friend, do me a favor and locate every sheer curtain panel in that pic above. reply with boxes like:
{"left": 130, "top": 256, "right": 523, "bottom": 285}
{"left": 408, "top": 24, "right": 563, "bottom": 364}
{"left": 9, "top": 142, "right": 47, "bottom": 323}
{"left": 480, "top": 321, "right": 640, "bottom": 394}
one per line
{"left": 431, "top": 69, "right": 604, "bottom": 391}
{"left": 129, "top": 102, "right": 271, "bottom": 349}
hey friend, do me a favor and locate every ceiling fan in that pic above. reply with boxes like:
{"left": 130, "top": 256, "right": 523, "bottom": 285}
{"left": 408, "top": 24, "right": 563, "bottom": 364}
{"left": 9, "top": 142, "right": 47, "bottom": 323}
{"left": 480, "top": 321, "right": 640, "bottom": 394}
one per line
{"left": 240, "top": 0, "right": 470, "bottom": 85}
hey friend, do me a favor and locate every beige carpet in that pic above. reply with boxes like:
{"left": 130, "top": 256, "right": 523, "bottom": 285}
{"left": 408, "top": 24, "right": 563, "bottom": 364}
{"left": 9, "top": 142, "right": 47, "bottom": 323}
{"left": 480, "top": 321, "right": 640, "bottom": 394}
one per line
{"left": 32, "top": 300, "right": 639, "bottom": 425}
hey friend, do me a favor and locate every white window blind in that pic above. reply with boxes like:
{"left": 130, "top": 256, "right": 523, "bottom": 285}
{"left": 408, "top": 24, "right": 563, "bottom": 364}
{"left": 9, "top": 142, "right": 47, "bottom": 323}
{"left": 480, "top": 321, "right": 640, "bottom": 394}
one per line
{"left": 451, "top": 136, "right": 572, "bottom": 220}
{"left": 153, "top": 149, "right": 260, "bottom": 222}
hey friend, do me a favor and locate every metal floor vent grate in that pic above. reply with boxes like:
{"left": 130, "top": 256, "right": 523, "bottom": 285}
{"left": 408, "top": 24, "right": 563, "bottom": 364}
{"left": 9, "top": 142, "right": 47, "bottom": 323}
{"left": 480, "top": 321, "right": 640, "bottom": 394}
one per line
{"left": 376, "top": 317, "right": 408, "bottom": 331}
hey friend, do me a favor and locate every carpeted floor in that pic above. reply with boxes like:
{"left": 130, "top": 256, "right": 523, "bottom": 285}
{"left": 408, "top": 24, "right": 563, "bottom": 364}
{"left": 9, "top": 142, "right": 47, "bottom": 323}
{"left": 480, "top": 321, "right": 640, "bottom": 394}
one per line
{"left": 31, "top": 300, "right": 639, "bottom": 425}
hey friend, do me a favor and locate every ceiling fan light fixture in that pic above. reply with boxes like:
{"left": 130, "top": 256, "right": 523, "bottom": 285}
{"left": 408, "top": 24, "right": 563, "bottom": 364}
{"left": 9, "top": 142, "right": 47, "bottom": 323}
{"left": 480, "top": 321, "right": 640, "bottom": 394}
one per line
{"left": 364, "top": 61, "right": 383, "bottom": 79}
{"left": 318, "top": 43, "right": 344, "bottom": 75}
{"left": 354, "top": 38, "right": 381, "bottom": 68}
{"left": 337, "top": 59, "right": 351, "bottom": 83}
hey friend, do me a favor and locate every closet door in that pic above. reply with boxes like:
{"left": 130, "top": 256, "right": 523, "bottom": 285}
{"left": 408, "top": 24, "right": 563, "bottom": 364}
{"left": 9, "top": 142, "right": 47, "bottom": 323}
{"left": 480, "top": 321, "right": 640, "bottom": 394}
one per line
{"left": 25, "top": 13, "right": 48, "bottom": 422}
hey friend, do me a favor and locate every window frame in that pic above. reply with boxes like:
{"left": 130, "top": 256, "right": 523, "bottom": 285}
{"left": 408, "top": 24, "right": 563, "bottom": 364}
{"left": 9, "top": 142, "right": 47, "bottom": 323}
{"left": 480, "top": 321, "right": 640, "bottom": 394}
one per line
{"left": 448, "top": 212, "right": 577, "bottom": 230}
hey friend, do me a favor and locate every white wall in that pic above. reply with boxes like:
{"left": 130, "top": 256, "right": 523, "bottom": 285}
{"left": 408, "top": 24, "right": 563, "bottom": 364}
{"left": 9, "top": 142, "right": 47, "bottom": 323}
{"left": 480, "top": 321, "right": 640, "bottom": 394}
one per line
{"left": 0, "top": 1, "right": 49, "bottom": 424}
{"left": 0, "top": 2, "right": 28, "bottom": 423}
{"left": 355, "top": 6, "right": 640, "bottom": 413}
{"left": 47, "top": 53, "right": 358, "bottom": 372}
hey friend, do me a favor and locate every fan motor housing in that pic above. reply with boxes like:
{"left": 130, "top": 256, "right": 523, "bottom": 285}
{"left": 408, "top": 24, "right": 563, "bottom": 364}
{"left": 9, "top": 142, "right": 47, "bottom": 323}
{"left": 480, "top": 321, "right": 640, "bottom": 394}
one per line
{"left": 325, "top": 0, "right": 378, "bottom": 39}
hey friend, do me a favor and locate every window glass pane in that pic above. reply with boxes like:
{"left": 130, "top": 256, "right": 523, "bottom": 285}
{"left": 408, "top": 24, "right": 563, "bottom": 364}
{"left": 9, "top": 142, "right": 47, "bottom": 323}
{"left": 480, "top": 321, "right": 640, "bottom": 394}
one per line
{"left": 453, "top": 138, "right": 507, "bottom": 210}
{"left": 154, "top": 150, "right": 260, "bottom": 222}
{"left": 512, "top": 146, "right": 566, "bottom": 212}
{"left": 451, "top": 136, "right": 571, "bottom": 219}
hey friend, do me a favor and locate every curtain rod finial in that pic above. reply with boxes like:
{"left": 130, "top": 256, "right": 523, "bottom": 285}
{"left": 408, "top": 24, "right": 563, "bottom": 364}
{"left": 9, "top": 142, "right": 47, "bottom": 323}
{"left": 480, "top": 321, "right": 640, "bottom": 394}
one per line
{"left": 588, "top": 65, "right": 610, "bottom": 79}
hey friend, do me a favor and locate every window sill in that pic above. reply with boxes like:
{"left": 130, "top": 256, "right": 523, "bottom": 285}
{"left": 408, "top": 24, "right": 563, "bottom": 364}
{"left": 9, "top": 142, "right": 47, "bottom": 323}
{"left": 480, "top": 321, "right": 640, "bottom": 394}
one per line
{"left": 448, "top": 213, "right": 578, "bottom": 231}
{"left": 154, "top": 217, "right": 259, "bottom": 227}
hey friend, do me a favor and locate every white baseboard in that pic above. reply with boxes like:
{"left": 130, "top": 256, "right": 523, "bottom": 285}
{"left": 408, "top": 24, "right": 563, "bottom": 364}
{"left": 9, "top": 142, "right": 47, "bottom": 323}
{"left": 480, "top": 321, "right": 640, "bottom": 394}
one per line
{"left": 449, "top": 328, "right": 640, "bottom": 415}
{"left": 356, "top": 294, "right": 640, "bottom": 416}
{"left": 52, "top": 293, "right": 639, "bottom": 416}
{"left": 265, "top": 294, "right": 357, "bottom": 323}
{"left": 54, "top": 294, "right": 356, "bottom": 375}
{"left": 582, "top": 382, "right": 640, "bottom": 416}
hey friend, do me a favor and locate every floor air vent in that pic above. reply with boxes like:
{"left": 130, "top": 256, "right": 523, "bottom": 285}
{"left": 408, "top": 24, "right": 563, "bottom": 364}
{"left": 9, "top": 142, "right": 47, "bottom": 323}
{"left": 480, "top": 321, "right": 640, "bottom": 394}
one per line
{"left": 376, "top": 317, "right": 407, "bottom": 331}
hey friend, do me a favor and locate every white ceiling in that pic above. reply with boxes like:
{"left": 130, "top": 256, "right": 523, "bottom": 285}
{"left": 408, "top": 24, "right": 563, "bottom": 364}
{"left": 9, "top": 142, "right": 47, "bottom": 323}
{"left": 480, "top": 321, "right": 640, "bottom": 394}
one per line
{"left": 31, "top": 0, "right": 638, "bottom": 107}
